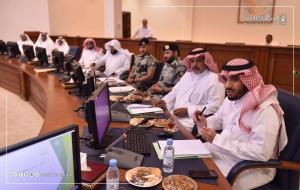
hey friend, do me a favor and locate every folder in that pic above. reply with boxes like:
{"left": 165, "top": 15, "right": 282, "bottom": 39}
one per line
{"left": 81, "top": 161, "right": 108, "bottom": 183}
{"left": 153, "top": 140, "right": 212, "bottom": 160}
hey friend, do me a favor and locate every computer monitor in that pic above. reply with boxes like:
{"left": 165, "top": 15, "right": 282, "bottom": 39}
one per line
{"left": 7, "top": 41, "right": 21, "bottom": 58}
{"left": 0, "top": 40, "right": 8, "bottom": 55}
{"left": 52, "top": 50, "right": 65, "bottom": 72}
{"left": 0, "top": 124, "right": 81, "bottom": 190}
{"left": 22, "top": 44, "right": 35, "bottom": 61}
{"left": 71, "top": 64, "right": 85, "bottom": 89}
{"left": 84, "top": 82, "right": 111, "bottom": 149}
{"left": 35, "top": 46, "right": 48, "bottom": 67}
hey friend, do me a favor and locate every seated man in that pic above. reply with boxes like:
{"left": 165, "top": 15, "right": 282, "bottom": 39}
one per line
{"left": 149, "top": 43, "right": 186, "bottom": 97}
{"left": 17, "top": 33, "right": 34, "bottom": 55}
{"left": 54, "top": 37, "right": 70, "bottom": 55}
{"left": 193, "top": 58, "right": 288, "bottom": 189}
{"left": 156, "top": 48, "right": 224, "bottom": 131}
{"left": 79, "top": 38, "right": 103, "bottom": 70}
{"left": 100, "top": 39, "right": 130, "bottom": 77}
{"left": 34, "top": 32, "right": 55, "bottom": 57}
{"left": 127, "top": 38, "right": 157, "bottom": 90}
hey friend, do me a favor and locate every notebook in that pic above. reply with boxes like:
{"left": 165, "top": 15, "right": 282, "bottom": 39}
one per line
{"left": 81, "top": 161, "right": 108, "bottom": 183}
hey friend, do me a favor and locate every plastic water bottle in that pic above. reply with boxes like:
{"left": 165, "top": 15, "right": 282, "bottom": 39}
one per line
{"left": 163, "top": 138, "right": 174, "bottom": 173}
{"left": 106, "top": 159, "right": 119, "bottom": 190}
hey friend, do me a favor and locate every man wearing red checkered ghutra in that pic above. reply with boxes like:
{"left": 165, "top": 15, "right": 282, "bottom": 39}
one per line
{"left": 194, "top": 58, "right": 288, "bottom": 189}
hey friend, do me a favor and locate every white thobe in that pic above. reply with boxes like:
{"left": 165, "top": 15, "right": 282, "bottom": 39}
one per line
{"left": 205, "top": 94, "right": 287, "bottom": 190}
{"left": 163, "top": 70, "right": 225, "bottom": 131}
{"left": 79, "top": 49, "right": 103, "bottom": 69}
{"left": 100, "top": 52, "right": 130, "bottom": 77}
{"left": 17, "top": 40, "right": 34, "bottom": 55}
{"left": 133, "top": 27, "right": 154, "bottom": 39}
{"left": 55, "top": 44, "right": 70, "bottom": 55}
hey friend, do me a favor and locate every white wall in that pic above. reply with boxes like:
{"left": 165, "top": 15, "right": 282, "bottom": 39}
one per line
{"left": 123, "top": 0, "right": 299, "bottom": 45}
{"left": 123, "top": 0, "right": 195, "bottom": 41}
{"left": 0, "top": 0, "right": 50, "bottom": 42}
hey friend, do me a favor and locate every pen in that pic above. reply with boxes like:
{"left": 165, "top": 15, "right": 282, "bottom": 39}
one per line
{"left": 196, "top": 106, "right": 207, "bottom": 121}
{"left": 157, "top": 141, "right": 161, "bottom": 150}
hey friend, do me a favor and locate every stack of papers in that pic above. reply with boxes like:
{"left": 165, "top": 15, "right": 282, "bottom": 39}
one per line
{"left": 153, "top": 140, "right": 211, "bottom": 160}
{"left": 34, "top": 67, "right": 56, "bottom": 73}
{"left": 109, "top": 86, "right": 135, "bottom": 93}
{"left": 97, "top": 77, "right": 124, "bottom": 83}
{"left": 126, "top": 107, "right": 163, "bottom": 115}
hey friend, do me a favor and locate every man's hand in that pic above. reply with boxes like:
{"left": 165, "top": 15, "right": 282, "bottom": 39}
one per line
{"left": 154, "top": 99, "right": 167, "bottom": 110}
{"left": 127, "top": 78, "right": 134, "bottom": 84}
{"left": 199, "top": 127, "right": 216, "bottom": 143}
{"left": 150, "top": 84, "right": 162, "bottom": 93}
{"left": 173, "top": 108, "right": 188, "bottom": 118}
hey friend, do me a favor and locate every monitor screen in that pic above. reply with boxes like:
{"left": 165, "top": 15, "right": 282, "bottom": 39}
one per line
{"left": 0, "top": 40, "right": 8, "bottom": 54}
{"left": 22, "top": 44, "right": 35, "bottom": 61}
{"left": 94, "top": 83, "right": 111, "bottom": 146}
{"left": 35, "top": 46, "right": 48, "bottom": 67}
{"left": 0, "top": 125, "right": 81, "bottom": 190}
{"left": 7, "top": 41, "right": 21, "bottom": 58}
{"left": 85, "top": 82, "right": 111, "bottom": 149}
{"left": 52, "top": 50, "right": 65, "bottom": 72}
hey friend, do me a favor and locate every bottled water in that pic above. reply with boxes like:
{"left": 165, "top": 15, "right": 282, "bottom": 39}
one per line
{"left": 106, "top": 159, "right": 119, "bottom": 190}
{"left": 163, "top": 138, "right": 174, "bottom": 173}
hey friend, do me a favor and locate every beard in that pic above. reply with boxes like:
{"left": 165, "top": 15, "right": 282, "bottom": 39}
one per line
{"left": 226, "top": 86, "right": 248, "bottom": 101}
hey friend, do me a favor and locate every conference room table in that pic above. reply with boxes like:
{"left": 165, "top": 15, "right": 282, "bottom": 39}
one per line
{"left": 0, "top": 55, "right": 232, "bottom": 190}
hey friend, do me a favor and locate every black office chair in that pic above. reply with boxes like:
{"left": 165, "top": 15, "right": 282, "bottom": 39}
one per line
{"left": 68, "top": 46, "right": 81, "bottom": 61}
{"left": 226, "top": 89, "right": 300, "bottom": 190}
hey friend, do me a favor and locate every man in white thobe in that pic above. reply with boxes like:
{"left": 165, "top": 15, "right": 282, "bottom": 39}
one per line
{"left": 34, "top": 32, "right": 55, "bottom": 57}
{"left": 194, "top": 58, "right": 288, "bottom": 189}
{"left": 17, "top": 34, "right": 34, "bottom": 55}
{"left": 79, "top": 38, "right": 103, "bottom": 71}
{"left": 99, "top": 39, "right": 130, "bottom": 77}
{"left": 132, "top": 19, "right": 154, "bottom": 39}
{"left": 156, "top": 48, "right": 225, "bottom": 131}
{"left": 54, "top": 37, "right": 70, "bottom": 55}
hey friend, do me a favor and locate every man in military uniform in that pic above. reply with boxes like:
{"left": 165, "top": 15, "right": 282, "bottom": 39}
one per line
{"left": 127, "top": 38, "right": 157, "bottom": 90}
{"left": 149, "top": 43, "right": 186, "bottom": 97}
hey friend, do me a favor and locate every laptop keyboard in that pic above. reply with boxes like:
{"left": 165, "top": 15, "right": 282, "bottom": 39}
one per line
{"left": 123, "top": 127, "right": 151, "bottom": 155}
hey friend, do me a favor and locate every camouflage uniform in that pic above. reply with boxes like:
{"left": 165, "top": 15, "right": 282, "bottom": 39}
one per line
{"left": 132, "top": 53, "right": 157, "bottom": 90}
{"left": 154, "top": 58, "right": 186, "bottom": 97}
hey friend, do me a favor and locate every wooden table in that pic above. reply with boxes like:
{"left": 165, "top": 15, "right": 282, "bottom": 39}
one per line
{"left": 0, "top": 55, "right": 232, "bottom": 190}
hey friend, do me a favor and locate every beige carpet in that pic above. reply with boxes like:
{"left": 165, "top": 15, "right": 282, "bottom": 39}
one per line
{"left": 0, "top": 87, "right": 43, "bottom": 148}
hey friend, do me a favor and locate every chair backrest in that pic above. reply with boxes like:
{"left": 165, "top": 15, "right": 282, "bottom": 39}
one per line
{"left": 275, "top": 89, "right": 300, "bottom": 190}
{"left": 152, "top": 61, "right": 164, "bottom": 83}
{"left": 68, "top": 46, "right": 81, "bottom": 61}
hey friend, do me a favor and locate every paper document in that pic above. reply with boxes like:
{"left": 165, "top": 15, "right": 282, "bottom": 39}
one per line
{"left": 156, "top": 140, "right": 211, "bottom": 159}
{"left": 127, "top": 104, "right": 152, "bottom": 109}
{"left": 127, "top": 107, "right": 163, "bottom": 115}
{"left": 34, "top": 68, "right": 56, "bottom": 73}
{"left": 98, "top": 77, "right": 124, "bottom": 83}
{"left": 109, "top": 86, "right": 135, "bottom": 93}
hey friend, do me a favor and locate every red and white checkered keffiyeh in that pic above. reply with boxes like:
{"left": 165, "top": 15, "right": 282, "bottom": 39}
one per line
{"left": 82, "top": 38, "right": 101, "bottom": 52}
{"left": 182, "top": 48, "right": 218, "bottom": 73}
{"left": 220, "top": 58, "right": 284, "bottom": 135}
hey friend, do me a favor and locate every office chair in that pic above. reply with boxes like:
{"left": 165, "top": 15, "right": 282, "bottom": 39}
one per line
{"left": 68, "top": 46, "right": 81, "bottom": 61}
{"left": 227, "top": 89, "right": 300, "bottom": 190}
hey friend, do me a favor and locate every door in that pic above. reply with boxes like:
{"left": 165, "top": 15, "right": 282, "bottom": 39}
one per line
{"left": 122, "top": 12, "right": 131, "bottom": 38}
